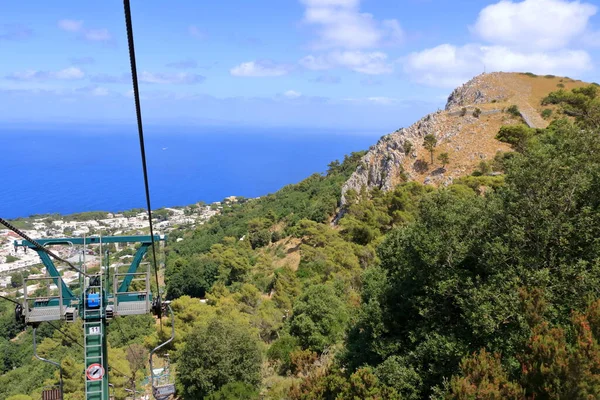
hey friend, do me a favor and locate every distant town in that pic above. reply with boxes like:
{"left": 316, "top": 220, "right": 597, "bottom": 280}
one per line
{"left": 0, "top": 196, "right": 249, "bottom": 292}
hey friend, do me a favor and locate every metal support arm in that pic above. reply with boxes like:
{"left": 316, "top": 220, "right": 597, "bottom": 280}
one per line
{"left": 117, "top": 244, "right": 150, "bottom": 293}
{"left": 36, "top": 251, "right": 76, "bottom": 302}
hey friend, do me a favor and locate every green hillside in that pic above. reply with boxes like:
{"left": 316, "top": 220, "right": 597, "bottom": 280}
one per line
{"left": 2, "top": 84, "right": 600, "bottom": 399}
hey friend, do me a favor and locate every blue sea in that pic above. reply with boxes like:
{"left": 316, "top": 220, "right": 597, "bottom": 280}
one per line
{"left": 0, "top": 125, "right": 380, "bottom": 219}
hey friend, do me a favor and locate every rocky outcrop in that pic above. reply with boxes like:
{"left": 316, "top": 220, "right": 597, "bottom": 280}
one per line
{"left": 445, "top": 73, "right": 509, "bottom": 110}
{"left": 338, "top": 71, "right": 585, "bottom": 216}
{"left": 339, "top": 108, "right": 471, "bottom": 207}
{"left": 338, "top": 72, "right": 534, "bottom": 213}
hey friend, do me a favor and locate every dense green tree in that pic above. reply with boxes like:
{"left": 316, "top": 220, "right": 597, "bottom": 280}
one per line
{"left": 542, "top": 85, "right": 600, "bottom": 128}
{"left": 177, "top": 318, "right": 262, "bottom": 399}
{"left": 107, "top": 314, "right": 154, "bottom": 347}
{"left": 165, "top": 255, "right": 219, "bottom": 299}
{"left": 206, "top": 382, "right": 259, "bottom": 400}
{"left": 288, "top": 366, "right": 400, "bottom": 400}
{"left": 268, "top": 335, "right": 301, "bottom": 374}
{"left": 449, "top": 349, "right": 524, "bottom": 399}
{"left": 344, "top": 119, "right": 600, "bottom": 397}
{"left": 290, "top": 284, "right": 349, "bottom": 352}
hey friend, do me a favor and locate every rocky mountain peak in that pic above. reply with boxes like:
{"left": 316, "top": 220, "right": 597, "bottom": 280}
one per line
{"left": 339, "top": 72, "right": 589, "bottom": 212}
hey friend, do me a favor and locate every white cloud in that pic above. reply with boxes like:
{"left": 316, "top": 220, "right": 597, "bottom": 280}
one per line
{"left": 139, "top": 72, "right": 205, "bottom": 84}
{"left": 53, "top": 67, "right": 85, "bottom": 80}
{"left": 404, "top": 44, "right": 592, "bottom": 87}
{"left": 300, "top": 51, "right": 393, "bottom": 75}
{"left": 401, "top": 0, "right": 598, "bottom": 87}
{"left": 284, "top": 90, "right": 302, "bottom": 98}
{"left": 472, "top": 0, "right": 597, "bottom": 50}
{"left": 58, "top": 19, "right": 112, "bottom": 42}
{"left": 230, "top": 60, "right": 292, "bottom": 77}
{"left": 6, "top": 67, "right": 85, "bottom": 81}
{"left": 300, "top": 0, "right": 403, "bottom": 49}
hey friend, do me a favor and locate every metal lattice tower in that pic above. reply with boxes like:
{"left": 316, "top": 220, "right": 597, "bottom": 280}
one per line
{"left": 14, "top": 235, "right": 166, "bottom": 400}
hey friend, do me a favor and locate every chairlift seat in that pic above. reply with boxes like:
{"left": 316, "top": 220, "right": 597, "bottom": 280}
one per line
{"left": 114, "top": 299, "right": 149, "bottom": 315}
{"left": 27, "top": 306, "right": 62, "bottom": 323}
{"left": 153, "top": 384, "right": 176, "bottom": 399}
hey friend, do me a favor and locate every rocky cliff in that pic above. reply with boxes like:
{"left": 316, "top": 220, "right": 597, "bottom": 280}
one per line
{"left": 340, "top": 72, "right": 589, "bottom": 208}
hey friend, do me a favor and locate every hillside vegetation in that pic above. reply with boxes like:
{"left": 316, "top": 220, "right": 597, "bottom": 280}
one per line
{"left": 2, "top": 79, "right": 600, "bottom": 399}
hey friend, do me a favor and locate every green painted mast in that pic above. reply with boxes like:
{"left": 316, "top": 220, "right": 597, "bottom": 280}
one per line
{"left": 14, "top": 234, "right": 166, "bottom": 400}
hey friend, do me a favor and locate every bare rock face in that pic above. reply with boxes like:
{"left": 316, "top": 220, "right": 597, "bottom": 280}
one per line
{"left": 445, "top": 72, "right": 509, "bottom": 111}
{"left": 338, "top": 72, "right": 526, "bottom": 213}
{"left": 340, "top": 111, "right": 448, "bottom": 205}
{"left": 338, "top": 71, "right": 582, "bottom": 216}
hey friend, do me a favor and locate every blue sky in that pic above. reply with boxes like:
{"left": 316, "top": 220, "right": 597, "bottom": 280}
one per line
{"left": 1, "top": 0, "right": 599, "bottom": 131}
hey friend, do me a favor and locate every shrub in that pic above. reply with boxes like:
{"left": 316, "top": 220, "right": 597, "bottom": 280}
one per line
{"left": 290, "top": 284, "right": 349, "bottom": 352}
{"left": 177, "top": 318, "right": 262, "bottom": 399}
{"left": 268, "top": 336, "right": 301, "bottom": 374}
{"left": 271, "top": 230, "right": 283, "bottom": 243}
{"left": 541, "top": 109, "right": 552, "bottom": 119}
{"left": 413, "top": 159, "right": 429, "bottom": 173}
{"left": 375, "top": 356, "right": 422, "bottom": 400}
{"left": 403, "top": 140, "right": 413, "bottom": 156}
{"left": 544, "top": 74, "right": 556, "bottom": 79}
{"left": 438, "top": 152, "right": 450, "bottom": 167}
{"left": 206, "top": 382, "right": 259, "bottom": 400}
{"left": 460, "top": 107, "right": 467, "bottom": 117}
{"left": 473, "top": 108, "right": 481, "bottom": 118}
{"left": 290, "top": 349, "right": 318, "bottom": 376}
{"left": 496, "top": 124, "right": 534, "bottom": 151}
{"left": 478, "top": 160, "right": 491, "bottom": 175}
{"left": 522, "top": 72, "right": 538, "bottom": 77}
{"left": 249, "top": 229, "right": 272, "bottom": 249}
{"left": 506, "top": 105, "right": 520, "bottom": 117}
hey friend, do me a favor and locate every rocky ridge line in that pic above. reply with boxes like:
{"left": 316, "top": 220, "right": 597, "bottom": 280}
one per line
{"left": 339, "top": 72, "right": 522, "bottom": 210}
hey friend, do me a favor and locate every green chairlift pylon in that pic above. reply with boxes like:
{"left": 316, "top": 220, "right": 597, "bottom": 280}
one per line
{"left": 14, "top": 235, "right": 167, "bottom": 400}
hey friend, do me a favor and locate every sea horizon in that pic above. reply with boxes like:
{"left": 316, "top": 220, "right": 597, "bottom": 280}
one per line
{"left": 0, "top": 125, "right": 382, "bottom": 219}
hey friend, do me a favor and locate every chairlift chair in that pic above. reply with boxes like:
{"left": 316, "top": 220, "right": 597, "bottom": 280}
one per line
{"left": 149, "top": 303, "right": 176, "bottom": 400}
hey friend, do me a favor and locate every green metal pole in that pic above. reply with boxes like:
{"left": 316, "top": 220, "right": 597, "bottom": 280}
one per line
{"left": 84, "top": 316, "right": 109, "bottom": 400}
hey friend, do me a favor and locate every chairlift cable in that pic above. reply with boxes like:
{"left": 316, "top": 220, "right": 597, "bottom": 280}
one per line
{"left": 0, "top": 294, "right": 21, "bottom": 306}
{"left": 122, "top": 0, "right": 163, "bottom": 322}
{"left": 0, "top": 297, "right": 83, "bottom": 348}
{"left": 46, "top": 321, "right": 85, "bottom": 350}
{"left": 0, "top": 217, "right": 89, "bottom": 277}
